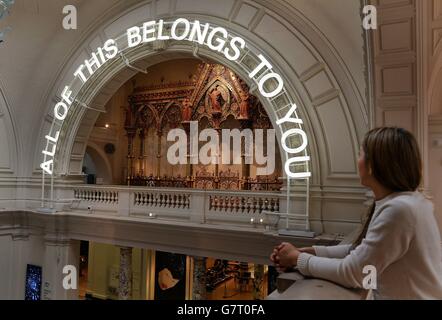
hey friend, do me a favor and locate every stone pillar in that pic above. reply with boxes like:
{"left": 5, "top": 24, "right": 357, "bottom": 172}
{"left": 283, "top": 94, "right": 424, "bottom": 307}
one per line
{"left": 118, "top": 247, "right": 133, "bottom": 300}
{"left": 192, "top": 256, "right": 207, "bottom": 300}
{"left": 252, "top": 264, "right": 265, "bottom": 300}
{"left": 42, "top": 235, "right": 80, "bottom": 300}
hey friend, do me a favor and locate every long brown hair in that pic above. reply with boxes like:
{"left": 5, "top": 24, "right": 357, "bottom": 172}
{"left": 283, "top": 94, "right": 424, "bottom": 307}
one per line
{"left": 353, "top": 127, "right": 422, "bottom": 247}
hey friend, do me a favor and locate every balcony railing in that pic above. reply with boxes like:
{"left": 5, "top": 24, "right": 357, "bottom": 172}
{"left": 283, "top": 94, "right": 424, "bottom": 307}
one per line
{"left": 125, "top": 174, "right": 283, "bottom": 191}
{"left": 70, "top": 185, "right": 287, "bottom": 229}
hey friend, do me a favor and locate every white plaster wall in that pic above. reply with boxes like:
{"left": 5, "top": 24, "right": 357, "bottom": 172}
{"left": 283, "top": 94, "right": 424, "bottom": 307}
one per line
{"left": 0, "top": 235, "right": 13, "bottom": 299}
{"left": 0, "top": 233, "right": 46, "bottom": 300}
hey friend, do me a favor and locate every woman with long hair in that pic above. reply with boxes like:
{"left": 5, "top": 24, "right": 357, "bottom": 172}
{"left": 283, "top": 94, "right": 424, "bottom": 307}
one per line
{"left": 271, "top": 127, "right": 442, "bottom": 299}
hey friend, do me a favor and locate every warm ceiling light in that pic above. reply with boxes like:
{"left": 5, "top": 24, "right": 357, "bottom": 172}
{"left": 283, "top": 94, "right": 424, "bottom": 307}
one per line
{"left": 105, "top": 124, "right": 110, "bottom": 128}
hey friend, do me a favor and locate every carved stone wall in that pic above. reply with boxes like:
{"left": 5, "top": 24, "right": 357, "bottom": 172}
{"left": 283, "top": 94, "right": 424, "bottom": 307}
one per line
{"left": 370, "top": 0, "right": 418, "bottom": 134}
{"left": 370, "top": 0, "right": 442, "bottom": 231}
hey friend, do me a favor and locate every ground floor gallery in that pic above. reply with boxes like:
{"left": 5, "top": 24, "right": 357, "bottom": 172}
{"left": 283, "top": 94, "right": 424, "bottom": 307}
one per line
{"left": 43, "top": 241, "right": 276, "bottom": 301}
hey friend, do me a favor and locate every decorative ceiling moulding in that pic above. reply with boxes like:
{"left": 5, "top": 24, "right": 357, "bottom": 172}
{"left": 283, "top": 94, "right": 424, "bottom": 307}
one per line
{"left": 374, "top": 0, "right": 415, "bottom": 12}
{"left": 379, "top": 64, "right": 415, "bottom": 97}
{"left": 432, "top": 28, "right": 442, "bottom": 53}
{"left": 378, "top": 18, "right": 415, "bottom": 54}
{"left": 429, "top": 115, "right": 442, "bottom": 130}
{"left": 433, "top": 0, "right": 442, "bottom": 20}
{"left": 370, "top": 0, "right": 419, "bottom": 135}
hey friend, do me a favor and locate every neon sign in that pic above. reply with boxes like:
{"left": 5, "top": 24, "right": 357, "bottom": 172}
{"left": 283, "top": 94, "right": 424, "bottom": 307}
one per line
{"left": 41, "top": 18, "right": 311, "bottom": 179}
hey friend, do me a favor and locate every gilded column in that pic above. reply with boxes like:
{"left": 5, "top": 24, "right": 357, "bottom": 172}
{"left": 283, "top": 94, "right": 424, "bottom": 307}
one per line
{"left": 212, "top": 110, "right": 222, "bottom": 189}
{"left": 182, "top": 122, "right": 193, "bottom": 187}
{"left": 156, "top": 130, "right": 163, "bottom": 178}
{"left": 215, "top": 128, "right": 221, "bottom": 189}
{"left": 239, "top": 119, "right": 252, "bottom": 190}
{"left": 139, "top": 129, "right": 145, "bottom": 176}
{"left": 192, "top": 256, "right": 207, "bottom": 300}
{"left": 118, "top": 247, "right": 133, "bottom": 300}
{"left": 126, "top": 129, "right": 136, "bottom": 184}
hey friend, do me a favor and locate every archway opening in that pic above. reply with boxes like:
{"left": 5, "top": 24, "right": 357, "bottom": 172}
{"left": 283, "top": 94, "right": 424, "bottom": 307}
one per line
{"left": 85, "top": 58, "right": 284, "bottom": 191}
{"left": 83, "top": 145, "right": 113, "bottom": 185}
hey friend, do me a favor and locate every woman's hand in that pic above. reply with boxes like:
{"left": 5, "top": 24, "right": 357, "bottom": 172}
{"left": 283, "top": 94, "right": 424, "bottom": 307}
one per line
{"left": 272, "top": 242, "right": 301, "bottom": 269}
{"left": 270, "top": 245, "right": 292, "bottom": 273}
{"left": 270, "top": 247, "right": 279, "bottom": 264}
{"left": 270, "top": 244, "right": 316, "bottom": 272}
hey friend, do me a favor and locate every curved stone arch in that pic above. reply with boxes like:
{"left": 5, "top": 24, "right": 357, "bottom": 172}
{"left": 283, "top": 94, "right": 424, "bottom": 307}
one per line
{"left": 139, "top": 103, "right": 160, "bottom": 129}
{"left": 85, "top": 142, "right": 113, "bottom": 185}
{"left": 0, "top": 79, "right": 19, "bottom": 175}
{"left": 36, "top": 0, "right": 368, "bottom": 194}
{"left": 133, "top": 103, "right": 160, "bottom": 129}
{"left": 57, "top": 46, "right": 300, "bottom": 180}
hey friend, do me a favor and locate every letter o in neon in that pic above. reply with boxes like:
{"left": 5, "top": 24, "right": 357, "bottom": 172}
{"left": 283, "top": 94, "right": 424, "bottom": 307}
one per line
{"left": 171, "top": 18, "right": 191, "bottom": 40}
{"left": 54, "top": 102, "right": 69, "bottom": 121}
{"left": 281, "top": 128, "right": 308, "bottom": 154}
{"left": 259, "top": 73, "right": 284, "bottom": 98}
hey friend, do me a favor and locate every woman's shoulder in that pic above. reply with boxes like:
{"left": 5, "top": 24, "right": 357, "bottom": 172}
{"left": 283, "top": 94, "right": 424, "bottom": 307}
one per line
{"left": 379, "top": 192, "right": 432, "bottom": 223}
{"left": 390, "top": 191, "right": 432, "bottom": 209}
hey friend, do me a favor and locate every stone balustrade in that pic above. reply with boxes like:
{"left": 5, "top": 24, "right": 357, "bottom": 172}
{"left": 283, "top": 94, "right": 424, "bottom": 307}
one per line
{"left": 74, "top": 188, "right": 119, "bottom": 204}
{"left": 69, "top": 185, "right": 289, "bottom": 229}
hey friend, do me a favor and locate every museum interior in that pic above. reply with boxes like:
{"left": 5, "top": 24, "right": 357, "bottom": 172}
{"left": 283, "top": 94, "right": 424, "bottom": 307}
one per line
{"left": 0, "top": 0, "right": 442, "bottom": 300}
